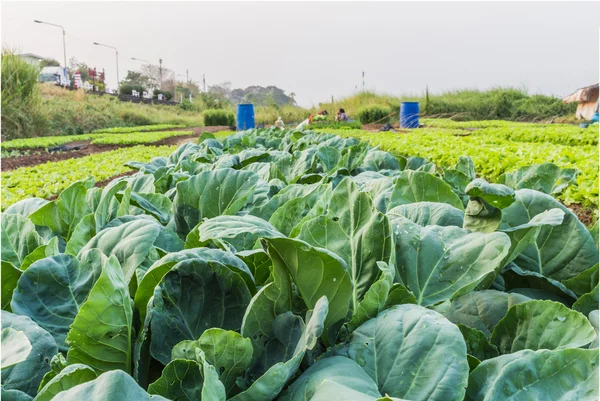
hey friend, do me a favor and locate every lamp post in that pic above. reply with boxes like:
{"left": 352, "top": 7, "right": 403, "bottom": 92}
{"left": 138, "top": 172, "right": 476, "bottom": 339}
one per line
{"left": 34, "top": 20, "right": 67, "bottom": 77}
{"left": 94, "top": 42, "right": 120, "bottom": 93}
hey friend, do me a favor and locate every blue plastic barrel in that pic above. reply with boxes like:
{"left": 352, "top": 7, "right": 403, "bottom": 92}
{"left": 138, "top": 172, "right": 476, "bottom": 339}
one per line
{"left": 400, "top": 102, "right": 420, "bottom": 128}
{"left": 237, "top": 104, "right": 255, "bottom": 130}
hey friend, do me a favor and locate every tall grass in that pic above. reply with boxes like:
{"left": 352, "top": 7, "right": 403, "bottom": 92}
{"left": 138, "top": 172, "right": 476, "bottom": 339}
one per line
{"left": 308, "top": 88, "right": 576, "bottom": 122}
{"left": 1, "top": 50, "right": 43, "bottom": 138}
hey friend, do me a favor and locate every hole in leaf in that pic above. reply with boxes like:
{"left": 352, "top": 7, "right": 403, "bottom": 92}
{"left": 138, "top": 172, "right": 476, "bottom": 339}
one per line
{"left": 332, "top": 217, "right": 339, "bottom": 222}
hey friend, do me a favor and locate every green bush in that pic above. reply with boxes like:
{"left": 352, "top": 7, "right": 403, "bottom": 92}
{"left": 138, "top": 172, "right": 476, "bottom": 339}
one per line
{"left": 357, "top": 105, "right": 391, "bottom": 124}
{"left": 203, "top": 109, "right": 235, "bottom": 126}
{"left": 153, "top": 89, "right": 173, "bottom": 101}
{"left": 1, "top": 50, "right": 42, "bottom": 139}
{"left": 120, "top": 84, "right": 146, "bottom": 96}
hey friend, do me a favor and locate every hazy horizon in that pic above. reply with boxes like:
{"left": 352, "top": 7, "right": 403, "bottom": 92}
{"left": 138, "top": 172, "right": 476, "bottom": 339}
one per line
{"left": 2, "top": 1, "right": 599, "bottom": 107}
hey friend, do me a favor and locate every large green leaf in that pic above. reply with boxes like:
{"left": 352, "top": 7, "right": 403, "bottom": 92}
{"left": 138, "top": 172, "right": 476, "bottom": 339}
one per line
{"left": 338, "top": 304, "right": 468, "bottom": 401}
{"left": 500, "top": 189, "right": 599, "bottom": 281}
{"left": 501, "top": 264, "right": 577, "bottom": 303}
{"left": 2, "top": 261, "right": 21, "bottom": 312}
{"left": 390, "top": 217, "right": 510, "bottom": 305}
{"left": 66, "top": 256, "right": 133, "bottom": 374}
{"left": 196, "top": 215, "right": 284, "bottom": 252}
{"left": 463, "top": 179, "right": 515, "bottom": 233}
{"left": 490, "top": 300, "right": 595, "bottom": 354}
{"left": 1, "top": 214, "right": 44, "bottom": 269}
{"left": 79, "top": 219, "right": 162, "bottom": 282}
{"left": 298, "top": 177, "right": 391, "bottom": 309}
{"left": 268, "top": 186, "right": 331, "bottom": 237}
{"left": 129, "top": 192, "right": 173, "bottom": 224}
{"left": 457, "top": 324, "right": 499, "bottom": 362}
{"left": 134, "top": 248, "right": 253, "bottom": 322}
{"left": 573, "top": 284, "right": 600, "bottom": 317}
{"left": 11, "top": 251, "right": 104, "bottom": 351}
{"left": 388, "top": 170, "right": 464, "bottom": 211}
{"left": 498, "top": 162, "right": 579, "bottom": 195}
{"left": 3, "top": 198, "right": 49, "bottom": 217}
{"left": 362, "top": 150, "right": 400, "bottom": 171}
{"left": 1, "top": 312, "right": 57, "bottom": 396}
{"left": 34, "top": 364, "right": 97, "bottom": 401}
{"left": 19, "top": 237, "right": 60, "bottom": 271}
{"left": 64, "top": 213, "right": 95, "bottom": 256}
{"left": 310, "top": 381, "right": 409, "bottom": 401}
{"left": 150, "top": 259, "right": 251, "bottom": 365}
{"left": 262, "top": 237, "right": 352, "bottom": 329}
{"left": 0, "top": 388, "right": 33, "bottom": 401}
{"left": 241, "top": 262, "right": 293, "bottom": 355}
{"left": 50, "top": 370, "right": 170, "bottom": 401}
{"left": 498, "top": 208, "right": 565, "bottom": 267}
{"left": 93, "top": 180, "right": 128, "bottom": 232}
{"left": 279, "top": 356, "right": 382, "bottom": 401}
{"left": 230, "top": 297, "right": 328, "bottom": 401}
{"left": 147, "top": 358, "right": 203, "bottom": 401}
{"left": 1, "top": 328, "right": 31, "bottom": 370}
{"left": 172, "top": 329, "right": 253, "bottom": 394}
{"left": 29, "top": 181, "right": 91, "bottom": 241}
{"left": 387, "top": 202, "right": 464, "bottom": 227}
{"left": 173, "top": 168, "right": 259, "bottom": 236}
{"left": 433, "top": 290, "right": 530, "bottom": 337}
{"left": 466, "top": 348, "right": 599, "bottom": 401}
{"left": 562, "top": 263, "right": 599, "bottom": 297}
{"left": 349, "top": 262, "right": 415, "bottom": 329}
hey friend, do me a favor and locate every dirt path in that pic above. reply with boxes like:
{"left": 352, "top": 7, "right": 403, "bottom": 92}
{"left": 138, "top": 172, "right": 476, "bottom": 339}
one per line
{"left": 1, "top": 126, "right": 230, "bottom": 171}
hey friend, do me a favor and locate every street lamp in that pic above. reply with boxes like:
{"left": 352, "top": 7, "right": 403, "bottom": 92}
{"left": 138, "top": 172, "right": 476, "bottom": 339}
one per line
{"left": 131, "top": 57, "right": 151, "bottom": 65}
{"left": 34, "top": 20, "right": 67, "bottom": 77}
{"left": 94, "top": 42, "right": 120, "bottom": 93}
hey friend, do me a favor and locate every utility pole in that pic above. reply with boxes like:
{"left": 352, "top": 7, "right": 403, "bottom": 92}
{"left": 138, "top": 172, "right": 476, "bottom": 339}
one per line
{"left": 159, "top": 58, "right": 163, "bottom": 90}
{"left": 203, "top": 74, "right": 206, "bottom": 92}
{"left": 186, "top": 69, "right": 189, "bottom": 86}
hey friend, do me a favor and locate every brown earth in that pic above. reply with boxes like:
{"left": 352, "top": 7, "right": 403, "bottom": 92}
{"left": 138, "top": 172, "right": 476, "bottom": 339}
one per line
{"left": 1, "top": 126, "right": 230, "bottom": 171}
{"left": 565, "top": 203, "right": 596, "bottom": 227}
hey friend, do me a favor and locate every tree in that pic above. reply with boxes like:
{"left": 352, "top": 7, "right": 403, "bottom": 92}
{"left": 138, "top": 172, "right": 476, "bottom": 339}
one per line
{"left": 68, "top": 57, "right": 90, "bottom": 82}
{"left": 121, "top": 70, "right": 152, "bottom": 89}
{"left": 40, "top": 58, "right": 60, "bottom": 68}
{"left": 140, "top": 63, "right": 174, "bottom": 91}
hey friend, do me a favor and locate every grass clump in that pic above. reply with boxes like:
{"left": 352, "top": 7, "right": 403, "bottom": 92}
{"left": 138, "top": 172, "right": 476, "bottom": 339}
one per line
{"left": 357, "top": 105, "right": 392, "bottom": 124}
{"left": 203, "top": 109, "right": 235, "bottom": 126}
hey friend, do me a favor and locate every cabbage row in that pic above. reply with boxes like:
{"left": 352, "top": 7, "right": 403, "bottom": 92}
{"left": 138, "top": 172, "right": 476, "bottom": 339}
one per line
{"left": 1, "top": 128, "right": 598, "bottom": 401}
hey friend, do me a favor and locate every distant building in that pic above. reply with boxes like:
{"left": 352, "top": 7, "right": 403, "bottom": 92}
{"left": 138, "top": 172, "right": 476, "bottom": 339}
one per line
{"left": 563, "top": 84, "right": 599, "bottom": 120}
{"left": 17, "top": 53, "right": 45, "bottom": 66}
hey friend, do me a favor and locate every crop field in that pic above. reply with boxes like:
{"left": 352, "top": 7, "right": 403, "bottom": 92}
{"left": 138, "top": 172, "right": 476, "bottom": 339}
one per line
{"left": 1, "top": 126, "right": 598, "bottom": 400}
{"left": 316, "top": 121, "right": 599, "bottom": 212}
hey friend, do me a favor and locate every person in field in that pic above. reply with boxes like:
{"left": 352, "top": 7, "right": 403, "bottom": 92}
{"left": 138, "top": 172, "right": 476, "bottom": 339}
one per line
{"left": 336, "top": 108, "right": 349, "bottom": 122}
{"left": 296, "top": 110, "right": 328, "bottom": 129}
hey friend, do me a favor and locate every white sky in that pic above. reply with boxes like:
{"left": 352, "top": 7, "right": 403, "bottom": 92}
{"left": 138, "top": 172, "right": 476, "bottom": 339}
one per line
{"left": 2, "top": 1, "right": 599, "bottom": 107}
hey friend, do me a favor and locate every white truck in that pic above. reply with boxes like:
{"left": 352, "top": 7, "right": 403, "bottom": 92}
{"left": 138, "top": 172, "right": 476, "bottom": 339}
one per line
{"left": 39, "top": 66, "right": 70, "bottom": 87}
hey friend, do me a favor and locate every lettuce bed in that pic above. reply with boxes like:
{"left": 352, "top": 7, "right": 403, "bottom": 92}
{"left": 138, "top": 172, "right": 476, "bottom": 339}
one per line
{"left": 319, "top": 126, "right": 598, "bottom": 209}
{"left": 1, "top": 127, "right": 598, "bottom": 401}
{"left": 2, "top": 130, "right": 192, "bottom": 150}
{"left": 1, "top": 145, "right": 177, "bottom": 207}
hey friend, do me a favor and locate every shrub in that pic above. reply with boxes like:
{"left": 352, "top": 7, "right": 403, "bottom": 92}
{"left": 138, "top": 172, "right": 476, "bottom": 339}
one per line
{"left": 357, "top": 104, "right": 391, "bottom": 124}
{"left": 1, "top": 50, "right": 42, "bottom": 140}
{"left": 203, "top": 109, "right": 235, "bottom": 126}
{"left": 120, "top": 84, "right": 146, "bottom": 96}
{"left": 153, "top": 89, "right": 173, "bottom": 101}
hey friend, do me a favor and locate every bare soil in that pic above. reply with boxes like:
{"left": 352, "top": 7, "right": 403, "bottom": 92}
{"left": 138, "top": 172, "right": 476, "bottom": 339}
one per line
{"left": 1, "top": 126, "right": 230, "bottom": 171}
{"left": 565, "top": 203, "right": 596, "bottom": 227}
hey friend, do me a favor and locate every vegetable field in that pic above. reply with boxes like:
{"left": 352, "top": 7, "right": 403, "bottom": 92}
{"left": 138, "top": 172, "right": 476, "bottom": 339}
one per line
{"left": 1, "top": 127, "right": 598, "bottom": 401}
{"left": 318, "top": 121, "right": 599, "bottom": 211}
